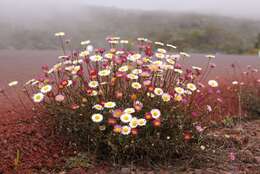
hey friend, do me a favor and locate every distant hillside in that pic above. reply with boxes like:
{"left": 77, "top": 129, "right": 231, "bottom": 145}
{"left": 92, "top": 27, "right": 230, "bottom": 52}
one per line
{"left": 0, "top": 5, "right": 260, "bottom": 54}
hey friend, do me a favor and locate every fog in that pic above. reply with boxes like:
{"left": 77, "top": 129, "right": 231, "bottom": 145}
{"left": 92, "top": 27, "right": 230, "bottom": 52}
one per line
{"left": 85, "top": 0, "right": 260, "bottom": 19}
{"left": 1, "top": 0, "right": 260, "bottom": 20}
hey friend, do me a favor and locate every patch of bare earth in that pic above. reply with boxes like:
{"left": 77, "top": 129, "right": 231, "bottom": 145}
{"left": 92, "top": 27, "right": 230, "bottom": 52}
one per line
{"left": 0, "top": 102, "right": 259, "bottom": 174}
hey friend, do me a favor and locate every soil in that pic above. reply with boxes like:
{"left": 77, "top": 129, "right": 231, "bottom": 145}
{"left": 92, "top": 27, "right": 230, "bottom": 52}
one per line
{"left": 0, "top": 103, "right": 259, "bottom": 173}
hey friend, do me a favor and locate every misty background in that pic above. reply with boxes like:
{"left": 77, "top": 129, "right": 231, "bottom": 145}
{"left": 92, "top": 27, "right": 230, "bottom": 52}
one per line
{"left": 1, "top": 0, "right": 260, "bottom": 54}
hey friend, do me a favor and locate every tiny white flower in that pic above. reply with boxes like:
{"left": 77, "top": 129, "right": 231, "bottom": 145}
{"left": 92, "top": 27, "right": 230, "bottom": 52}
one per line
{"left": 40, "top": 85, "right": 52, "bottom": 94}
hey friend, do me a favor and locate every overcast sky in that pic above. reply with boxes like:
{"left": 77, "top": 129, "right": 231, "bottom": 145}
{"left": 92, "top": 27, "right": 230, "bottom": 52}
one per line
{"left": 84, "top": 0, "right": 260, "bottom": 19}
{"left": 1, "top": 0, "right": 260, "bottom": 20}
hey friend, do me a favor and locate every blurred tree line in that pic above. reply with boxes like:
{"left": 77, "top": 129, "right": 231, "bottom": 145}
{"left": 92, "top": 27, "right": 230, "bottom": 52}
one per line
{"left": 0, "top": 6, "right": 260, "bottom": 54}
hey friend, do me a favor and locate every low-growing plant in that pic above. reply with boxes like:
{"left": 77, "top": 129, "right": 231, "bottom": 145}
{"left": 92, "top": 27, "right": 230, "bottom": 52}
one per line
{"left": 7, "top": 33, "right": 250, "bottom": 165}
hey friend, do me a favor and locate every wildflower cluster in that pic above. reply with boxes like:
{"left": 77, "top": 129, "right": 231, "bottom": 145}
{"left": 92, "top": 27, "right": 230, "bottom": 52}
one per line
{"left": 21, "top": 34, "right": 228, "bottom": 163}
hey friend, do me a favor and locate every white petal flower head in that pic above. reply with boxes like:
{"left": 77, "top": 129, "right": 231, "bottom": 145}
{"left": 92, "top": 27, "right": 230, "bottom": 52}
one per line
{"left": 129, "top": 117, "right": 138, "bottom": 128}
{"left": 154, "top": 88, "right": 164, "bottom": 96}
{"left": 192, "top": 66, "right": 202, "bottom": 71}
{"left": 80, "top": 40, "right": 90, "bottom": 45}
{"left": 79, "top": 51, "right": 89, "bottom": 57}
{"left": 124, "top": 108, "right": 135, "bottom": 114}
{"left": 166, "top": 44, "right": 177, "bottom": 49}
{"left": 175, "top": 87, "right": 184, "bottom": 95}
{"left": 132, "top": 69, "right": 142, "bottom": 75}
{"left": 166, "top": 58, "right": 175, "bottom": 65}
{"left": 128, "top": 54, "right": 141, "bottom": 62}
{"left": 138, "top": 118, "right": 147, "bottom": 126}
{"left": 91, "top": 113, "right": 103, "bottom": 123}
{"left": 157, "top": 48, "right": 167, "bottom": 54}
{"left": 206, "top": 55, "right": 215, "bottom": 59}
{"left": 8, "top": 81, "right": 18, "bottom": 87}
{"left": 104, "top": 53, "right": 113, "bottom": 59}
{"left": 154, "top": 41, "right": 164, "bottom": 46}
{"left": 104, "top": 101, "right": 116, "bottom": 109}
{"left": 118, "top": 65, "right": 129, "bottom": 72}
{"left": 127, "top": 74, "right": 139, "bottom": 80}
{"left": 131, "top": 82, "right": 142, "bottom": 90}
{"left": 208, "top": 80, "right": 218, "bottom": 88}
{"left": 180, "top": 52, "right": 190, "bottom": 57}
{"left": 155, "top": 53, "right": 165, "bottom": 59}
{"left": 121, "top": 126, "right": 131, "bottom": 135}
{"left": 33, "top": 93, "right": 44, "bottom": 103}
{"left": 92, "top": 104, "right": 103, "bottom": 111}
{"left": 120, "top": 113, "right": 133, "bottom": 123}
{"left": 187, "top": 83, "right": 197, "bottom": 91}
{"left": 151, "top": 109, "right": 161, "bottom": 119}
{"left": 55, "top": 32, "right": 65, "bottom": 37}
{"left": 40, "top": 85, "right": 52, "bottom": 94}
{"left": 90, "top": 55, "right": 103, "bottom": 62}
{"left": 88, "top": 81, "right": 99, "bottom": 88}
{"left": 232, "top": 81, "right": 239, "bottom": 85}
{"left": 162, "top": 93, "right": 171, "bottom": 102}
{"left": 98, "top": 69, "right": 111, "bottom": 77}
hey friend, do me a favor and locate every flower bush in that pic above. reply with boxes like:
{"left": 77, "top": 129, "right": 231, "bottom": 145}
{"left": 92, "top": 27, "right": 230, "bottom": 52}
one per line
{"left": 20, "top": 34, "right": 232, "bottom": 164}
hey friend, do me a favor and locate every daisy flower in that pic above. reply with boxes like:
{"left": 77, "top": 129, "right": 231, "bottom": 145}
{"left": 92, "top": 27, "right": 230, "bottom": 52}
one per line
{"left": 132, "top": 69, "right": 142, "bottom": 75}
{"left": 174, "top": 69, "right": 183, "bottom": 74}
{"left": 206, "top": 55, "right": 215, "bottom": 59}
{"left": 80, "top": 40, "right": 90, "bottom": 45}
{"left": 138, "top": 118, "right": 147, "bottom": 126}
{"left": 129, "top": 117, "right": 138, "bottom": 128}
{"left": 162, "top": 93, "right": 171, "bottom": 102}
{"left": 151, "top": 109, "right": 161, "bottom": 119}
{"left": 79, "top": 51, "right": 89, "bottom": 57}
{"left": 128, "top": 54, "right": 141, "bottom": 61}
{"left": 180, "top": 52, "right": 190, "bottom": 57}
{"left": 155, "top": 53, "right": 165, "bottom": 59}
{"left": 121, "top": 126, "right": 131, "bottom": 135}
{"left": 120, "top": 113, "right": 132, "bottom": 123}
{"left": 91, "top": 113, "right": 103, "bottom": 123}
{"left": 131, "top": 82, "right": 142, "bottom": 90}
{"left": 104, "top": 53, "right": 113, "bottom": 59}
{"left": 232, "top": 81, "right": 239, "bottom": 85}
{"left": 166, "top": 58, "right": 175, "bottom": 65}
{"left": 33, "top": 93, "right": 44, "bottom": 103}
{"left": 154, "top": 88, "right": 164, "bottom": 96}
{"left": 54, "top": 32, "right": 65, "bottom": 37}
{"left": 120, "top": 40, "right": 129, "bottom": 44}
{"left": 208, "top": 80, "right": 218, "bottom": 88}
{"left": 90, "top": 55, "right": 103, "bottom": 62}
{"left": 118, "top": 65, "right": 129, "bottom": 72}
{"left": 192, "top": 66, "right": 202, "bottom": 71}
{"left": 88, "top": 81, "right": 99, "bottom": 88}
{"left": 92, "top": 104, "right": 103, "bottom": 111}
{"left": 40, "top": 84, "right": 52, "bottom": 94}
{"left": 175, "top": 87, "right": 184, "bottom": 95}
{"left": 157, "top": 48, "right": 167, "bottom": 54}
{"left": 8, "top": 81, "right": 18, "bottom": 87}
{"left": 174, "top": 95, "right": 182, "bottom": 102}
{"left": 124, "top": 108, "right": 135, "bottom": 114}
{"left": 186, "top": 83, "right": 197, "bottom": 91}
{"left": 104, "top": 101, "right": 116, "bottom": 108}
{"left": 154, "top": 41, "right": 164, "bottom": 46}
{"left": 98, "top": 69, "right": 111, "bottom": 77}
{"left": 127, "top": 74, "right": 139, "bottom": 80}
{"left": 166, "top": 44, "right": 177, "bottom": 49}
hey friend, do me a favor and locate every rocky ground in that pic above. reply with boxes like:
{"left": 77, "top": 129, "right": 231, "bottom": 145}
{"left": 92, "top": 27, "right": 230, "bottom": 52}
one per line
{"left": 0, "top": 103, "right": 259, "bottom": 173}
